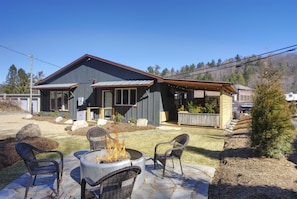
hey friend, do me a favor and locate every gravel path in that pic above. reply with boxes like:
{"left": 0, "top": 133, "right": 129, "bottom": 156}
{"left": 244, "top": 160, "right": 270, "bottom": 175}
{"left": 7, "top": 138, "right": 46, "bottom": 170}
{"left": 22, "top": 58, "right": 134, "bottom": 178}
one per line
{"left": 0, "top": 112, "right": 67, "bottom": 140}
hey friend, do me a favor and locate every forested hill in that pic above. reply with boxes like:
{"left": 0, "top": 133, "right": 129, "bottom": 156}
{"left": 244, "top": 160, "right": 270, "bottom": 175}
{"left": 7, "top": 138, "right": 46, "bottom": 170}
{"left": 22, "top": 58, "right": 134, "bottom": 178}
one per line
{"left": 148, "top": 52, "right": 297, "bottom": 93}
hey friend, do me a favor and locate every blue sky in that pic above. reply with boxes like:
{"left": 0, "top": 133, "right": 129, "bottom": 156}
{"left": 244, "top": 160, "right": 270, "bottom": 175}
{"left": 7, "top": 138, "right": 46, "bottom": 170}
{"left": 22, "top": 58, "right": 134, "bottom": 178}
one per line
{"left": 1, "top": 0, "right": 297, "bottom": 83}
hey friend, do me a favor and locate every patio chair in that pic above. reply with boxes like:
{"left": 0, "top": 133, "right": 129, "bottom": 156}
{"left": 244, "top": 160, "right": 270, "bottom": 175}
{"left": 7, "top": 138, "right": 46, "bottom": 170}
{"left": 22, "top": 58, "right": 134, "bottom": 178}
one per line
{"left": 15, "top": 142, "right": 63, "bottom": 199}
{"left": 86, "top": 127, "right": 115, "bottom": 150}
{"left": 154, "top": 133, "right": 190, "bottom": 177}
{"left": 81, "top": 166, "right": 141, "bottom": 199}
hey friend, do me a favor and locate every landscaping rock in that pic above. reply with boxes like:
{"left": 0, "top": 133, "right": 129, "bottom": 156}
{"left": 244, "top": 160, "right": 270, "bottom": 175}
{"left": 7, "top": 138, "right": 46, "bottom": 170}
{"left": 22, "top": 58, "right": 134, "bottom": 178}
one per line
{"left": 23, "top": 114, "right": 33, "bottom": 119}
{"left": 16, "top": 123, "right": 41, "bottom": 141}
{"left": 97, "top": 119, "right": 107, "bottom": 126}
{"left": 136, "top": 118, "right": 148, "bottom": 126}
{"left": 71, "top": 120, "right": 88, "bottom": 131}
{"left": 64, "top": 119, "right": 74, "bottom": 125}
{"left": 55, "top": 116, "right": 63, "bottom": 123}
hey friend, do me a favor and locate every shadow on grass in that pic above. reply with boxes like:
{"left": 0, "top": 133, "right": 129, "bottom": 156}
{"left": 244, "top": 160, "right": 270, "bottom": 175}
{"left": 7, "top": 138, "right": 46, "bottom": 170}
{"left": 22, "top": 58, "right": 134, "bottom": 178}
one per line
{"left": 186, "top": 145, "right": 257, "bottom": 160}
{"left": 185, "top": 146, "right": 221, "bottom": 160}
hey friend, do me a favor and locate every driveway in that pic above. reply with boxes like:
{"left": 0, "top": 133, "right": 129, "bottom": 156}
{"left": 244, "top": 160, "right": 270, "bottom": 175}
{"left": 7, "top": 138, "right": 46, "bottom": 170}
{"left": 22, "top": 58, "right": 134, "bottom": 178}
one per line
{"left": 0, "top": 112, "right": 67, "bottom": 140}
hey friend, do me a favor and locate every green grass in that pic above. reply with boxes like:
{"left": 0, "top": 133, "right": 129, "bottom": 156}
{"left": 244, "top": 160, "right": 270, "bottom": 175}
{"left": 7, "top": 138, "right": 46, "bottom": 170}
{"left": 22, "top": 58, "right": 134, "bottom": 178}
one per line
{"left": 0, "top": 126, "right": 225, "bottom": 189}
{"left": 123, "top": 126, "right": 225, "bottom": 168}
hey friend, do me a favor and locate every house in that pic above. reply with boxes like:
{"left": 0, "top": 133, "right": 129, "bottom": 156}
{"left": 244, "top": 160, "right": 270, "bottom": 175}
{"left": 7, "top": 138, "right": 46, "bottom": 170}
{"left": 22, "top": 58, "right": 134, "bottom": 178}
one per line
{"left": 33, "top": 54, "right": 235, "bottom": 128}
{"left": 233, "top": 84, "right": 254, "bottom": 103}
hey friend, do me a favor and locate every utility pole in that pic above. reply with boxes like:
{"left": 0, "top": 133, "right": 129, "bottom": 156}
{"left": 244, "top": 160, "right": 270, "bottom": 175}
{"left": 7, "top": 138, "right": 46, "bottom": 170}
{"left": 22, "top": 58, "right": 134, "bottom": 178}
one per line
{"left": 29, "top": 54, "right": 33, "bottom": 114}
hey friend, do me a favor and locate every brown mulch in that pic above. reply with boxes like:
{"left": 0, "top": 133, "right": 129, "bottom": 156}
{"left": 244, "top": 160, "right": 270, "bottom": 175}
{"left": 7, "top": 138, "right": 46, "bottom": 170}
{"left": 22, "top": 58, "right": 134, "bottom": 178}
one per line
{"left": 32, "top": 115, "right": 156, "bottom": 136}
{"left": 0, "top": 137, "right": 58, "bottom": 169}
{"left": 208, "top": 118, "right": 297, "bottom": 199}
{"left": 68, "top": 122, "right": 156, "bottom": 136}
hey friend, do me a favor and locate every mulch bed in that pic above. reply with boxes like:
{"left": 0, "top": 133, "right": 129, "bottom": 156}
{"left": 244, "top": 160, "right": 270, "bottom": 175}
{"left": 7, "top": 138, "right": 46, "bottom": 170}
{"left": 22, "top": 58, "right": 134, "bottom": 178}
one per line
{"left": 208, "top": 118, "right": 297, "bottom": 199}
{"left": 0, "top": 137, "right": 58, "bottom": 169}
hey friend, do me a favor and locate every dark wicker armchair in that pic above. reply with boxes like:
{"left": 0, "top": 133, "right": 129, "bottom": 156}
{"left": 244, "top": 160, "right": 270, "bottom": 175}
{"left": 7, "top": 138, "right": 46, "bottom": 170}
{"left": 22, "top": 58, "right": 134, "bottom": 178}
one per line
{"left": 86, "top": 127, "right": 115, "bottom": 150}
{"left": 154, "top": 133, "right": 190, "bottom": 177}
{"left": 81, "top": 166, "right": 141, "bottom": 199}
{"left": 15, "top": 142, "right": 63, "bottom": 199}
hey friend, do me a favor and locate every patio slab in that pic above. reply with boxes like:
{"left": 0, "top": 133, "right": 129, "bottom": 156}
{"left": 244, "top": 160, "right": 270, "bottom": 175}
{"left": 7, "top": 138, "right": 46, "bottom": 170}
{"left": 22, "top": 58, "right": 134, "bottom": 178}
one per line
{"left": 0, "top": 150, "right": 215, "bottom": 199}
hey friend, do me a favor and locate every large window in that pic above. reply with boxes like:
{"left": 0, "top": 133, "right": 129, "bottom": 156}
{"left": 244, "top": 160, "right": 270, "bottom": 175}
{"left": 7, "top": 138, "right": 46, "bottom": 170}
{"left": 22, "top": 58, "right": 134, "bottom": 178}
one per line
{"left": 115, "top": 88, "right": 137, "bottom": 106}
{"left": 50, "top": 91, "right": 69, "bottom": 111}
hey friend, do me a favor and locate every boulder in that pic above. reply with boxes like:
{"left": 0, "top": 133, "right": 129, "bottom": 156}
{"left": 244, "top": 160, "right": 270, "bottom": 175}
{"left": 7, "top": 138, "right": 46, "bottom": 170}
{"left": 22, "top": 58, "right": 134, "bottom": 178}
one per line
{"left": 71, "top": 120, "right": 88, "bottom": 131}
{"left": 136, "top": 118, "right": 148, "bottom": 127}
{"left": 64, "top": 119, "right": 74, "bottom": 125}
{"left": 16, "top": 123, "right": 41, "bottom": 141}
{"left": 23, "top": 114, "right": 33, "bottom": 119}
{"left": 97, "top": 119, "right": 107, "bottom": 126}
{"left": 55, "top": 116, "right": 63, "bottom": 123}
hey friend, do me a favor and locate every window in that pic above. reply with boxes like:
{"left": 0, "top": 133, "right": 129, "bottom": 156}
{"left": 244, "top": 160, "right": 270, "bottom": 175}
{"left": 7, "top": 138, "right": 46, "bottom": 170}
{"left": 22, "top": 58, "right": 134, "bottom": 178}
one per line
{"left": 115, "top": 88, "right": 137, "bottom": 106}
{"left": 50, "top": 91, "right": 69, "bottom": 111}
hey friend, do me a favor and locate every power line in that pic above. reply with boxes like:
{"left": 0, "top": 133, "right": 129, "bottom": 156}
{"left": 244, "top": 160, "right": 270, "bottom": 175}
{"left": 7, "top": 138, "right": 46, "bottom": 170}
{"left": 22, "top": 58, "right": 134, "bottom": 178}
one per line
{"left": 0, "top": 44, "right": 62, "bottom": 69}
{"left": 168, "top": 44, "right": 297, "bottom": 78}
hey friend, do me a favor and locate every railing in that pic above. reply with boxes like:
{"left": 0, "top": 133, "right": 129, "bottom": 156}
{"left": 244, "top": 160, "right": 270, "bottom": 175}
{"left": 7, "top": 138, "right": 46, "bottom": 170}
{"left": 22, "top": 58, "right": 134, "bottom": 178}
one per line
{"left": 178, "top": 111, "right": 220, "bottom": 127}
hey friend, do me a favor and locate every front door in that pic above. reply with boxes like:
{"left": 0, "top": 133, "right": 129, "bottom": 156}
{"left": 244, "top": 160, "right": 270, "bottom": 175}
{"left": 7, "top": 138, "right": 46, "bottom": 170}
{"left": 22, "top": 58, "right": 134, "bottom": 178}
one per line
{"left": 102, "top": 90, "right": 113, "bottom": 119}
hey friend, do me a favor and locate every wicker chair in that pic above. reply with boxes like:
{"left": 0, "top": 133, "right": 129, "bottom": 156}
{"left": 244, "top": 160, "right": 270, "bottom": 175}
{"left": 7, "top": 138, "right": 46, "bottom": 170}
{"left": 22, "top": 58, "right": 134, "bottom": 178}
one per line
{"left": 81, "top": 166, "right": 141, "bottom": 199}
{"left": 86, "top": 127, "right": 115, "bottom": 150}
{"left": 154, "top": 133, "right": 190, "bottom": 177}
{"left": 15, "top": 142, "right": 63, "bottom": 199}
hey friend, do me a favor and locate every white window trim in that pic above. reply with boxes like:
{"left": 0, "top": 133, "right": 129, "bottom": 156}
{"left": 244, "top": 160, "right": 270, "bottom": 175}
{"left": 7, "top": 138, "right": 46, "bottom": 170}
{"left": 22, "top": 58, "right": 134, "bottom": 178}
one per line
{"left": 114, "top": 88, "right": 137, "bottom": 106}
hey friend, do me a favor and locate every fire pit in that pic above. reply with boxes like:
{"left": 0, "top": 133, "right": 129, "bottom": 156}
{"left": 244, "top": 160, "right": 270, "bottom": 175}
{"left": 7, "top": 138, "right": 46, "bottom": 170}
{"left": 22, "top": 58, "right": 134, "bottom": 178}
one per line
{"left": 80, "top": 133, "right": 145, "bottom": 189}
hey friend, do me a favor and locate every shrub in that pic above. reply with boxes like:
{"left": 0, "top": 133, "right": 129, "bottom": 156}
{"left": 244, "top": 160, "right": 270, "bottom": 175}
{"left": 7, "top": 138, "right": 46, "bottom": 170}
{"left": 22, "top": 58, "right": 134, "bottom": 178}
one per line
{"left": 187, "top": 101, "right": 202, "bottom": 113}
{"left": 128, "top": 117, "right": 136, "bottom": 124}
{"left": 251, "top": 69, "right": 294, "bottom": 158}
{"left": 113, "top": 112, "right": 123, "bottom": 123}
{"left": 204, "top": 102, "right": 216, "bottom": 113}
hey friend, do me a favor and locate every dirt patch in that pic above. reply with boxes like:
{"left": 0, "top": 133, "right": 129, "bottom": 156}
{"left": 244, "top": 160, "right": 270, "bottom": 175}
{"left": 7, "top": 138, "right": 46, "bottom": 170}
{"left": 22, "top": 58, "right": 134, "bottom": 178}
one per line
{"left": 208, "top": 118, "right": 297, "bottom": 199}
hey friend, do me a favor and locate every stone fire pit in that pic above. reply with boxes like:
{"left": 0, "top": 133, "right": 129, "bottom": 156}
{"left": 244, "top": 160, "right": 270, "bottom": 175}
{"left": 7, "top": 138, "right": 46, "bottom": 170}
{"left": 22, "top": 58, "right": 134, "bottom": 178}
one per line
{"left": 80, "top": 148, "right": 145, "bottom": 189}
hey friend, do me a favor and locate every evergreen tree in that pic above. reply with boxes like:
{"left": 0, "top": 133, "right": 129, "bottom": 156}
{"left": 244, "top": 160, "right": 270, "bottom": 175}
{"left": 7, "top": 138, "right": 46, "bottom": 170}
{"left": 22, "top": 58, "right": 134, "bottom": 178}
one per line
{"left": 147, "top": 66, "right": 154, "bottom": 74}
{"left": 209, "top": 59, "right": 216, "bottom": 67}
{"left": 161, "top": 68, "right": 169, "bottom": 77}
{"left": 251, "top": 68, "right": 294, "bottom": 158}
{"left": 16, "top": 68, "right": 30, "bottom": 93}
{"left": 2, "top": 65, "right": 18, "bottom": 93}
{"left": 202, "top": 72, "right": 213, "bottom": 81}
{"left": 217, "top": 58, "right": 222, "bottom": 66}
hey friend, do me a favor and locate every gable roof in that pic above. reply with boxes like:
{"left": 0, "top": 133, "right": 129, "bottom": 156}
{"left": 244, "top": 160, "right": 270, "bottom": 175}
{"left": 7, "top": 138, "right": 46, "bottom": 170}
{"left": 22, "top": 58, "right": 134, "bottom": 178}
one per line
{"left": 36, "top": 54, "right": 163, "bottom": 85}
{"left": 35, "top": 54, "right": 235, "bottom": 93}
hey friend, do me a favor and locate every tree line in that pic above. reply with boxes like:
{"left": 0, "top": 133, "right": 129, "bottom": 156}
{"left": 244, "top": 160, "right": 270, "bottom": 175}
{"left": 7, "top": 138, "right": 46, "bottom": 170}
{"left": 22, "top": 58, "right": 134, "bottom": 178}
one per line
{"left": 146, "top": 53, "right": 297, "bottom": 93}
{"left": 1, "top": 65, "right": 44, "bottom": 94}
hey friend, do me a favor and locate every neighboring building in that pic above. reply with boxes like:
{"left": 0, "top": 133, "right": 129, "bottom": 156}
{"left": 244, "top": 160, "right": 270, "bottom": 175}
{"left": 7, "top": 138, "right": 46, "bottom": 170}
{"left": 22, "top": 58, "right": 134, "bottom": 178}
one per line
{"left": 233, "top": 84, "right": 254, "bottom": 103}
{"left": 285, "top": 92, "right": 297, "bottom": 102}
{"left": 232, "top": 84, "right": 254, "bottom": 118}
{"left": 33, "top": 54, "right": 235, "bottom": 128}
{"left": 0, "top": 93, "right": 40, "bottom": 113}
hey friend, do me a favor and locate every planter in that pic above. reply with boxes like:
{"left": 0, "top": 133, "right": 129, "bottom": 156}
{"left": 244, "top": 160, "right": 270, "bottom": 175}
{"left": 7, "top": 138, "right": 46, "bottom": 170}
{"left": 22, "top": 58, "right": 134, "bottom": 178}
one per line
{"left": 178, "top": 111, "right": 219, "bottom": 127}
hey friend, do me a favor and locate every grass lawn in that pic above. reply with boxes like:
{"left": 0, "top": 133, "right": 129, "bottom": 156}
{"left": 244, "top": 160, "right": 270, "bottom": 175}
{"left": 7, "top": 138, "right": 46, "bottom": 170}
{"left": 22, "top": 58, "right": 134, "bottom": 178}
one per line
{"left": 0, "top": 126, "right": 225, "bottom": 189}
